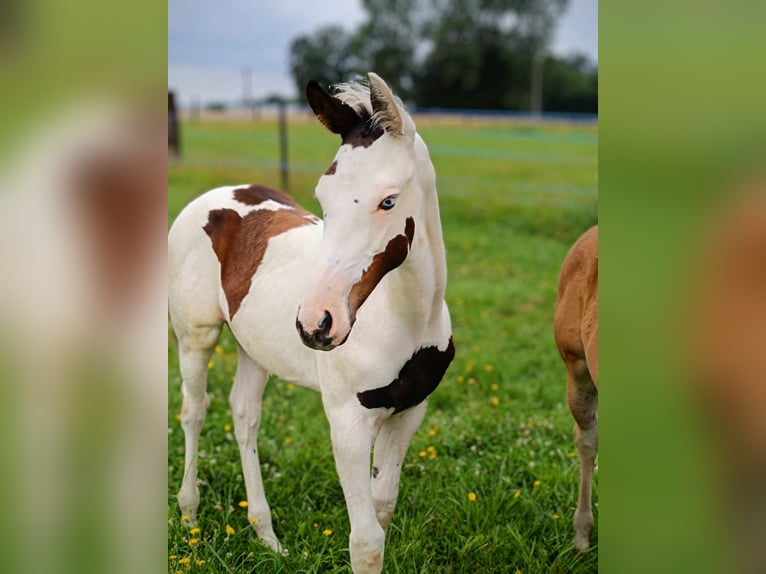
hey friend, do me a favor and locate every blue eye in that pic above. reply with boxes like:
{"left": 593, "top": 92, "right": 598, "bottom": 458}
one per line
{"left": 378, "top": 195, "right": 398, "bottom": 211}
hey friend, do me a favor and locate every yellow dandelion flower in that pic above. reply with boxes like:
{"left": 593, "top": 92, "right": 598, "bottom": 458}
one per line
{"left": 215, "top": 345, "right": 224, "bottom": 356}
{"left": 286, "top": 383, "right": 295, "bottom": 391}
{"left": 223, "top": 423, "right": 231, "bottom": 432}
{"left": 225, "top": 524, "right": 235, "bottom": 536}
{"left": 484, "top": 364, "right": 494, "bottom": 372}
{"left": 468, "top": 377, "right": 477, "bottom": 385}
{"left": 176, "top": 570, "right": 184, "bottom": 574}
{"left": 429, "top": 452, "right": 437, "bottom": 460}
{"left": 284, "top": 437, "right": 293, "bottom": 444}
{"left": 514, "top": 490, "right": 521, "bottom": 499}
{"left": 490, "top": 396, "right": 500, "bottom": 406}
{"left": 238, "top": 500, "right": 248, "bottom": 508}
{"left": 195, "top": 559, "right": 205, "bottom": 566}
{"left": 465, "top": 362, "right": 475, "bottom": 373}
{"left": 188, "top": 538, "right": 199, "bottom": 546}
{"left": 207, "top": 360, "right": 214, "bottom": 370}
{"left": 490, "top": 383, "right": 499, "bottom": 391}
{"left": 515, "top": 570, "right": 523, "bottom": 574}
{"left": 428, "top": 428, "right": 438, "bottom": 437}
{"left": 323, "top": 529, "right": 333, "bottom": 536}
{"left": 552, "top": 514, "right": 560, "bottom": 520}
{"left": 313, "top": 523, "right": 319, "bottom": 528}
{"left": 169, "top": 555, "right": 177, "bottom": 560}
{"left": 189, "top": 527, "right": 200, "bottom": 536}
{"left": 467, "top": 492, "right": 477, "bottom": 502}
{"left": 457, "top": 375, "right": 465, "bottom": 383}
{"left": 533, "top": 480, "right": 541, "bottom": 487}
{"left": 250, "top": 517, "right": 259, "bottom": 524}
{"left": 178, "top": 557, "right": 191, "bottom": 565}
{"left": 181, "top": 514, "right": 190, "bottom": 522}
{"left": 568, "top": 451, "right": 577, "bottom": 458}
{"left": 418, "top": 450, "right": 427, "bottom": 458}
{"left": 427, "top": 445, "right": 436, "bottom": 452}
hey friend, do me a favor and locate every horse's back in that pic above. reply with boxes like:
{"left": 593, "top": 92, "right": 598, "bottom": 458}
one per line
{"left": 554, "top": 225, "right": 598, "bottom": 387}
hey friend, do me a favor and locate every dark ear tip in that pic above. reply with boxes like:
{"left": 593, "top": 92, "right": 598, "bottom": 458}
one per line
{"left": 306, "top": 80, "right": 323, "bottom": 95}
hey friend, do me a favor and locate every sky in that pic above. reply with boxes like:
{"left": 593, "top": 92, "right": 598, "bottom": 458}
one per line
{"left": 168, "top": 0, "right": 597, "bottom": 107}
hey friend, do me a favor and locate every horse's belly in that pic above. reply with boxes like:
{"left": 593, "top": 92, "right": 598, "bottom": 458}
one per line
{"left": 227, "top": 224, "right": 321, "bottom": 390}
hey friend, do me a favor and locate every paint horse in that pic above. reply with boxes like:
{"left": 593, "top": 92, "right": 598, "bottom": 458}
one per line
{"left": 168, "top": 73, "right": 454, "bottom": 574}
{"left": 553, "top": 225, "right": 598, "bottom": 551}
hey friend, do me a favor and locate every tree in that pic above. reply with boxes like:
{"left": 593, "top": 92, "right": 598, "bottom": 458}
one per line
{"left": 350, "top": 0, "right": 424, "bottom": 100}
{"left": 513, "top": 0, "right": 569, "bottom": 113}
{"left": 287, "top": 0, "right": 596, "bottom": 113}
{"left": 542, "top": 53, "right": 598, "bottom": 113}
{"left": 414, "top": 0, "right": 543, "bottom": 109}
{"left": 289, "top": 25, "right": 359, "bottom": 95}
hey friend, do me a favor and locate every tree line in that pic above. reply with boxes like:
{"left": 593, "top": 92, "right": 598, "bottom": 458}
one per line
{"left": 289, "top": 0, "right": 597, "bottom": 114}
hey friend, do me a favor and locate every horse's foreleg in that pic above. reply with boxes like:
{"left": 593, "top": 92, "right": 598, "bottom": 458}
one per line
{"left": 229, "top": 347, "right": 284, "bottom": 554}
{"left": 325, "top": 402, "right": 384, "bottom": 574}
{"left": 371, "top": 401, "right": 427, "bottom": 530}
{"left": 176, "top": 323, "right": 221, "bottom": 524}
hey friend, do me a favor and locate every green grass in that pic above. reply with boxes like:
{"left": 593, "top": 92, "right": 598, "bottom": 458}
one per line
{"left": 168, "top": 117, "right": 598, "bottom": 573}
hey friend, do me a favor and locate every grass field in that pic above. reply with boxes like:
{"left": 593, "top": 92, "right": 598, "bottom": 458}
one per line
{"left": 167, "top": 116, "right": 598, "bottom": 573}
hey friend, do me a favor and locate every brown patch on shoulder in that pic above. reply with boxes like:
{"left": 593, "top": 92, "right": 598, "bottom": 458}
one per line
{"left": 325, "top": 160, "right": 337, "bottom": 175}
{"left": 357, "top": 338, "right": 455, "bottom": 413}
{"left": 233, "top": 184, "right": 299, "bottom": 208}
{"left": 204, "top": 202, "right": 317, "bottom": 318}
{"left": 347, "top": 217, "right": 415, "bottom": 322}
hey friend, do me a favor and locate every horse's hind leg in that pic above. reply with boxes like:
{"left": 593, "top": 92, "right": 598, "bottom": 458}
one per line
{"left": 567, "top": 361, "right": 598, "bottom": 551}
{"left": 229, "top": 345, "right": 284, "bottom": 554}
{"left": 175, "top": 321, "right": 222, "bottom": 524}
{"left": 371, "top": 401, "right": 427, "bottom": 530}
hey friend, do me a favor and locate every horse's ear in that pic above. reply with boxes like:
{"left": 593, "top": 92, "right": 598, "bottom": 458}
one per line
{"left": 368, "top": 73, "right": 404, "bottom": 137}
{"left": 306, "top": 80, "right": 360, "bottom": 137}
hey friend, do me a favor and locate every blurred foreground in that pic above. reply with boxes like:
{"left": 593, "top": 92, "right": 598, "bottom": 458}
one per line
{"left": 0, "top": 2, "right": 166, "bottom": 574}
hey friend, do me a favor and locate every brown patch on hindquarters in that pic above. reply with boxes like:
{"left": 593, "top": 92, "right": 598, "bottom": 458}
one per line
{"left": 233, "top": 184, "right": 299, "bottom": 208}
{"left": 203, "top": 200, "right": 317, "bottom": 318}
{"left": 347, "top": 217, "right": 415, "bottom": 322}
{"left": 325, "top": 161, "right": 337, "bottom": 175}
{"left": 357, "top": 338, "right": 455, "bottom": 414}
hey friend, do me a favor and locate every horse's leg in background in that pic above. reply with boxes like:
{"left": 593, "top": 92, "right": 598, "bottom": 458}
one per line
{"left": 567, "top": 361, "right": 598, "bottom": 551}
{"left": 370, "top": 401, "right": 427, "bottom": 530}
{"left": 325, "top": 401, "right": 385, "bottom": 574}
{"left": 174, "top": 320, "right": 222, "bottom": 524}
{"left": 229, "top": 345, "right": 284, "bottom": 553}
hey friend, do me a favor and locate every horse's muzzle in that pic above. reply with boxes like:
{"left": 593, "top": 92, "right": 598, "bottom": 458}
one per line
{"left": 296, "top": 311, "right": 337, "bottom": 351}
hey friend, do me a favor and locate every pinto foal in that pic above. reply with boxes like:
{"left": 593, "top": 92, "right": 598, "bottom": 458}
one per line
{"left": 554, "top": 225, "right": 598, "bottom": 551}
{"left": 168, "top": 74, "right": 454, "bottom": 574}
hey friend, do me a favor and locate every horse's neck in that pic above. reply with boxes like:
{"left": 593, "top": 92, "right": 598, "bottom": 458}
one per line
{"left": 392, "top": 153, "right": 448, "bottom": 332}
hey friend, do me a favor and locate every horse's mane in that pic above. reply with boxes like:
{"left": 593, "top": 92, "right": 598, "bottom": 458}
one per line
{"left": 332, "top": 80, "right": 407, "bottom": 134}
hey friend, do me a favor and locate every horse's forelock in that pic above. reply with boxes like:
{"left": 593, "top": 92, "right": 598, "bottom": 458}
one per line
{"left": 332, "top": 81, "right": 407, "bottom": 135}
